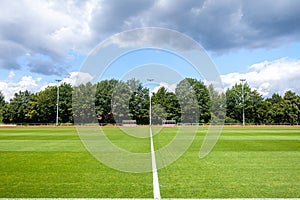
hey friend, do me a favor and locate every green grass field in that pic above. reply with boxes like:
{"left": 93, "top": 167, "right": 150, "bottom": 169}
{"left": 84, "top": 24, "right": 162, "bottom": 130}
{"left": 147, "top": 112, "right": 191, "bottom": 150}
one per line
{"left": 1, "top": 127, "right": 300, "bottom": 198}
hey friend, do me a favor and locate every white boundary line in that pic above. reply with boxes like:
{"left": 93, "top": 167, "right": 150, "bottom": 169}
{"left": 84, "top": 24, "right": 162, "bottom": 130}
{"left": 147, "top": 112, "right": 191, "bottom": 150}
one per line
{"left": 150, "top": 127, "right": 161, "bottom": 200}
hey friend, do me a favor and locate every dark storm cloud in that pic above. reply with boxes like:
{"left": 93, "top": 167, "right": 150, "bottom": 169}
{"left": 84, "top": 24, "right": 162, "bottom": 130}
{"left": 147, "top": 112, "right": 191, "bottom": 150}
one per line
{"left": 28, "top": 57, "right": 68, "bottom": 76}
{"left": 85, "top": 0, "right": 300, "bottom": 52}
{"left": 241, "top": 1, "right": 300, "bottom": 45}
{"left": 1, "top": 0, "right": 300, "bottom": 75}
{"left": 0, "top": 0, "right": 79, "bottom": 74}
{"left": 133, "top": 0, "right": 300, "bottom": 51}
{"left": 0, "top": 40, "right": 25, "bottom": 70}
{"left": 89, "top": 0, "right": 155, "bottom": 39}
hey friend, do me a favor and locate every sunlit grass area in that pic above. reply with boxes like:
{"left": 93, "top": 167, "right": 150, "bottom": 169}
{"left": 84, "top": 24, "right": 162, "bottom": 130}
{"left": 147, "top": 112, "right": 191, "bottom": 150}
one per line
{"left": 1, "top": 127, "right": 300, "bottom": 198}
{"left": 157, "top": 128, "right": 300, "bottom": 198}
{"left": 0, "top": 128, "right": 152, "bottom": 198}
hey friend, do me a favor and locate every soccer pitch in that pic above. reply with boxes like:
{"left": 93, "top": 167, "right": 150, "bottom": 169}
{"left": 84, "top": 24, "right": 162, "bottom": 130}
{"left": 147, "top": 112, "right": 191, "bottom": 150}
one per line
{"left": 1, "top": 127, "right": 300, "bottom": 198}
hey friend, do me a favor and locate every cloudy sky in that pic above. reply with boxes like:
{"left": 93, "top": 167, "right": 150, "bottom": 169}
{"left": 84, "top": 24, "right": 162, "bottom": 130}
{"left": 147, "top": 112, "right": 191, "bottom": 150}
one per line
{"left": 0, "top": 0, "right": 300, "bottom": 100}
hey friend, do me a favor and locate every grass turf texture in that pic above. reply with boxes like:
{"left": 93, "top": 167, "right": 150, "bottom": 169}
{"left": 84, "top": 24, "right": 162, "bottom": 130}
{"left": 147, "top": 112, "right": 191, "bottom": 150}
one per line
{"left": 0, "top": 127, "right": 300, "bottom": 198}
{"left": 0, "top": 128, "right": 152, "bottom": 198}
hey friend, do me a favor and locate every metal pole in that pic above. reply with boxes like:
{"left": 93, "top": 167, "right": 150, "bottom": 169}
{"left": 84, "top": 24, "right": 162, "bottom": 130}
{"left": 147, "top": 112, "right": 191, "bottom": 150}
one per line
{"left": 55, "top": 79, "right": 61, "bottom": 126}
{"left": 240, "top": 79, "right": 246, "bottom": 126}
{"left": 147, "top": 79, "right": 154, "bottom": 126}
{"left": 150, "top": 93, "right": 152, "bottom": 126}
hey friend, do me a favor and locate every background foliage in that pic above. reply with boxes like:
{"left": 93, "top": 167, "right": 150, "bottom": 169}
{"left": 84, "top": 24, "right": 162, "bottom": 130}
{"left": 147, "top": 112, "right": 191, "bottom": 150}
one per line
{"left": 0, "top": 78, "right": 299, "bottom": 125}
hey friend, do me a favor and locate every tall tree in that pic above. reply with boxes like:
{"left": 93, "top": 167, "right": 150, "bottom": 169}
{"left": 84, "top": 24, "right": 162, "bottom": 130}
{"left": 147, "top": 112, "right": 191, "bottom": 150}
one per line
{"left": 208, "top": 84, "right": 226, "bottom": 124}
{"left": 283, "top": 90, "right": 300, "bottom": 125}
{"left": 185, "top": 78, "right": 211, "bottom": 123}
{"left": 24, "top": 93, "right": 39, "bottom": 123}
{"left": 111, "top": 80, "right": 131, "bottom": 124}
{"left": 2, "top": 90, "right": 32, "bottom": 124}
{"left": 1, "top": 78, "right": 300, "bottom": 126}
{"left": 152, "top": 87, "right": 180, "bottom": 124}
{"left": 226, "top": 83, "right": 263, "bottom": 124}
{"left": 175, "top": 79, "right": 199, "bottom": 123}
{"left": 111, "top": 79, "right": 149, "bottom": 125}
{"left": 0, "top": 91, "right": 6, "bottom": 122}
{"left": 35, "top": 86, "right": 57, "bottom": 123}
{"left": 0, "top": 91, "right": 5, "bottom": 106}
{"left": 58, "top": 83, "right": 73, "bottom": 123}
{"left": 95, "top": 79, "right": 118, "bottom": 124}
{"left": 73, "top": 82, "right": 97, "bottom": 124}
{"left": 265, "top": 94, "right": 285, "bottom": 124}
{"left": 127, "top": 79, "right": 149, "bottom": 124}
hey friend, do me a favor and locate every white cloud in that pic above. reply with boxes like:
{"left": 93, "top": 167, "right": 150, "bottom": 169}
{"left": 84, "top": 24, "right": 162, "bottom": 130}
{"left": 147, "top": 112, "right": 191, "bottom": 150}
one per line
{"left": 221, "top": 58, "right": 300, "bottom": 97}
{"left": 61, "top": 71, "right": 94, "bottom": 86}
{"left": 0, "top": 0, "right": 95, "bottom": 74}
{"left": 7, "top": 71, "right": 15, "bottom": 80}
{"left": 39, "top": 71, "right": 94, "bottom": 94}
{"left": 0, "top": 75, "right": 43, "bottom": 101}
{"left": 0, "top": 71, "right": 94, "bottom": 101}
{"left": 106, "top": 27, "right": 198, "bottom": 51}
{"left": 152, "top": 82, "right": 177, "bottom": 93}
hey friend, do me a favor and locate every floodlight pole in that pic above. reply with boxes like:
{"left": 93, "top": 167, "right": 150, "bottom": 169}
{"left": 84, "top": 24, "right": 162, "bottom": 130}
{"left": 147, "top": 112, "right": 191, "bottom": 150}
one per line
{"left": 240, "top": 79, "right": 246, "bottom": 126}
{"left": 150, "top": 93, "right": 152, "bottom": 126}
{"left": 55, "top": 79, "right": 61, "bottom": 126}
{"left": 147, "top": 79, "right": 154, "bottom": 126}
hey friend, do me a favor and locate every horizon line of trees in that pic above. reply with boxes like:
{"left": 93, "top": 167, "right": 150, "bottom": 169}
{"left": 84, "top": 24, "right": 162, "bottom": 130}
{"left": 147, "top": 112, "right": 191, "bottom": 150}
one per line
{"left": 0, "top": 78, "right": 299, "bottom": 125}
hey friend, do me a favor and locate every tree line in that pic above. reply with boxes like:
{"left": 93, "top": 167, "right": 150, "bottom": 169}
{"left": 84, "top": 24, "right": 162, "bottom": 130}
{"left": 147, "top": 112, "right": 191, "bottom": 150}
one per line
{"left": 0, "top": 78, "right": 299, "bottom": 125}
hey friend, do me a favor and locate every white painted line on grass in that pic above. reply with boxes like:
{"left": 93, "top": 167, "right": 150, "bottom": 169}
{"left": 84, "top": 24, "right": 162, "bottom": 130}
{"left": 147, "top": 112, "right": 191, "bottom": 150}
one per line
{"left": 150, "top": 127, "right": 161, "bottom": 200}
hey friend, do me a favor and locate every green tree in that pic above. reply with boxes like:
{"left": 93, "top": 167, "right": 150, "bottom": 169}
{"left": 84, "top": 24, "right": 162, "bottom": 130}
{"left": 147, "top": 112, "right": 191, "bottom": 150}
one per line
{"left": 0, "top": 91, "right": 6, "bottom": 122}
{"left": 226, "top": 83, "right": 263, "bottom": 124}
{"left": 265, "top": 94, "right": 285, "bottom": 124}
{"left": 283, "top": 90, "right": 300, "bottom": 125}
{"left": 127, "top": 79, "right": 149, "bottom": 124}
{"left": 1, "top": 78, "right": 300, "bottom": 126}
{"left": 257, "top": 100, "right": 272, "bottom": 124}
{"left": 247, "top": 88, "right": 264, "bottom": 124}
{"left": 152, "top": 87, "right": 180, "bottom": 124}
{"left": 2, "top": 90, "right": 32, "bottom": 124}
{"left": 111, "top": 81, "right": 131, "bottom": 124}
{"left": 35, "top": 86, "right": 57, "bottom": 123}
{"left": 95, "top": 79, "right": 118, "bottom": 124}
{"left": 73, "top": 82, "right": 97, "bottom": 124}
{"left": 24, "top": 93, "right": 40, "bottom": 123}
{"left": 111, "top": 79, "right": 149, "bottom": 125}
{"left": 185, "top": 78, "right": 211, "bottom": 123}
{"left": 175, "top": 79, "right": 199, "bottom": 123}
{"left": 0, "top": 91, "right": 5, "bottom": 106}
{"left": 58, "top": 83, "right": 73, "bottom": 123}
{"left": 24, "top": 85, "right": 71, "bottom": 124}
{"left": 208, "top": 84, "right": 226, "bottom": 124}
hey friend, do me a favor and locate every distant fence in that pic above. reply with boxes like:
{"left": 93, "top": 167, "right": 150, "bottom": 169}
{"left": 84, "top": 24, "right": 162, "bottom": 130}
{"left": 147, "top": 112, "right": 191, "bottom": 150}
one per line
{"left": 223, "top": 123, "right": 300, "bottom": 126}
{"left": 177, "top": 123, "right": 204, "bottom": 126}
{"left": 1, "top": 122, "right": 300, "bottom": 127}
{"left": 0, "top": 124, "right": 17, "bottom": 127}
{"left": 122, "top": 120, "right": 137, "bottom": 127}
{"left": 162, "top": 120, "right": 176, "bottom": 126}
